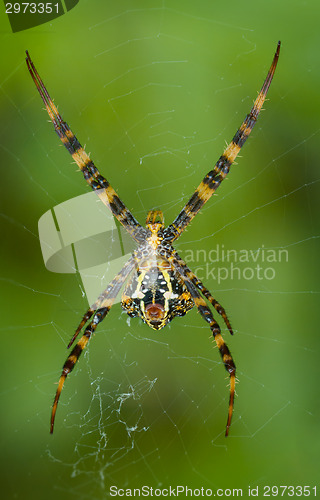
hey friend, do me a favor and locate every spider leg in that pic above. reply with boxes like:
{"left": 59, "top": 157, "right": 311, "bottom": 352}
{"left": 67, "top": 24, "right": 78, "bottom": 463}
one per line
{"left": 26, "top": 51, "right": 147, "bottom": 244}
{"left": 51, "top": 307, "right": 107, "bottom": 434}
{"left": 194, "top": 284, "right": 233, "bottom": 335}
{"left": 67, "top": 308, "right": 95, "bottom": 349}
{"left": 187, "top": 280, "right": 235, "bottom": 436}
{"left": 160, "top": 246, "right": 233, "bottom": 334}
{"left": 164, "top": 41, "right": 280, "bottom": 243}
{"left": 50, "top": 256, "right": 136, "bottom": 433}
{"left": 159, "top": 244, "right": 235, "bottom": 435}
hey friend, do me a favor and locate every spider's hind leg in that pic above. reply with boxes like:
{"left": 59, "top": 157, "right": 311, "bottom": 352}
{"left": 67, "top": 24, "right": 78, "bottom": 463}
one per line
{"left": 162, "top": 247, "right": 234, "bottom": 335}
{"left": 188, "top": 276, "right": 233, "bottom": 335}
{"left": 67, "top": 308, "right": 95, "bottom": 349}
{"left": 190, "top": 284, "right": 236, "bottom": 436}
{"left": 50, "top": 255, "right": 136, "bottom": 433}
{"left": 50, "top": 306, "right": 109, "bottom": 434}
{"left": 160, "top": 244, "right": 236, "bottom": 435}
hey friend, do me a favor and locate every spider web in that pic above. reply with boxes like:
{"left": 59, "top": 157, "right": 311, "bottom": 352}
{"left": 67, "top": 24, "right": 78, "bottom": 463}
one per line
{"left": 1, "top": 1, "right": 320, "bottom": 499}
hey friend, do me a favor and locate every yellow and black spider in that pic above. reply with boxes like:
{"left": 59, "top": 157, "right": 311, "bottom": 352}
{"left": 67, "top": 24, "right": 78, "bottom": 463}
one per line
{"left": 26, "top": 42, "right": 280, "bottom": 436}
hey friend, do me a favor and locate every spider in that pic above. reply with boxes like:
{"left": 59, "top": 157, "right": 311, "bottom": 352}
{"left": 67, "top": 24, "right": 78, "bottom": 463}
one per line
{"left": 26, "top": 42, "right": 280, "bottom": 436}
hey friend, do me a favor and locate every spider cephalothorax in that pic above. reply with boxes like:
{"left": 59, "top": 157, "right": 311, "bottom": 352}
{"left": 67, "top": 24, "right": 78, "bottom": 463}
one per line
{"left": 26, "top": 42, "right": 280, "bottom": 436}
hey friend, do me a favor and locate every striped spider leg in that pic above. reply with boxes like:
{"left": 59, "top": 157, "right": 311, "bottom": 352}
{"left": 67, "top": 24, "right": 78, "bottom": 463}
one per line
{"left": 50, "top": 255, "right": 137, "bottom": 433}
{"left": 25, "top": 51, "right": 147, "bottom": 245}
{"left": 27, "top": 42, "right": 280, "bottom": 436}
{"left": 163, "top": 41, "right": 281, "bottom": 243}
{"left": 159, "top": 243, "right": 236, "bottom": 435}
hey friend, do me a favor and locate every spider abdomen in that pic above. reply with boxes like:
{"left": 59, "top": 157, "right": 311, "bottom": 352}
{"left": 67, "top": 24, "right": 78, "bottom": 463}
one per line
{"left": 121, "top": 256, "right": 193, "bottom": 330}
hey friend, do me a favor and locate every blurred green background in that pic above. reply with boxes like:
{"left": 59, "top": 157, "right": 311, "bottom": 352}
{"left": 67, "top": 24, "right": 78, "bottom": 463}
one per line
{"left": 1, "top": 1, "right": 319, "bottom": 498}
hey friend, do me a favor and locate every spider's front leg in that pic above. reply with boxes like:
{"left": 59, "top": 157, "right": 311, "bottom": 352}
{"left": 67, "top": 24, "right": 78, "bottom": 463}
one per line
{"left": 163, "top": 41, "right": 280, "bottom": 243}
{"left": 26, "top": 51, "right": 147, "bottom": 244}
